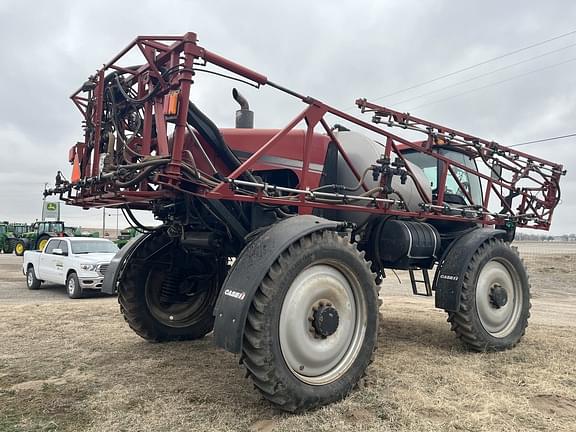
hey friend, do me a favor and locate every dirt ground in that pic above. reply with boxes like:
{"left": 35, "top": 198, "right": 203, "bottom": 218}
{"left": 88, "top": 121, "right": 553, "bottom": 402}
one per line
{"left": 0, "top": 242, "right": 575, "bottom": 432}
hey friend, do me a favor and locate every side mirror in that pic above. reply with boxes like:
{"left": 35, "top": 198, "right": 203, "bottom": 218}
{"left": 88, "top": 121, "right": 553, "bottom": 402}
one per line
{"left": 53, "top": 248, "right": 67, "bottom": 256}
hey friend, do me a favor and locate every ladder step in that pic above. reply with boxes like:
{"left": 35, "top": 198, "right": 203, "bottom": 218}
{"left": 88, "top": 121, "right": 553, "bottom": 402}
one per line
{"left": 409, "top": 268, "right": 432, "bottom": 296}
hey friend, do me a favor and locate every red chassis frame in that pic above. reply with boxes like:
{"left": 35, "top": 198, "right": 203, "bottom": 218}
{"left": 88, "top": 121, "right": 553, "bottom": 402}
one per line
{"left": 60, "top": 32, "right": 565, "bottom": 231}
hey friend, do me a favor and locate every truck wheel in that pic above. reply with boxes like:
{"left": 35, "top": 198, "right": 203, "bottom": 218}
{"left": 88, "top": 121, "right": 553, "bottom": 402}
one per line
{"left": 447, "top": 238, "right": 530, "bottom": 351}
{"left": 26, "top": 266, "right": 41, "bottom": 290}
{"left": 15, "top": 240, "right": 26, "bottom": 256}
{"left": 242, "top": 230, "right": 379, "bottom": 412}
{"left": 118, "top": 234, "right": 225, "bottom": 342}
{"left": 67, "top": 272, "right": 83, "bottom": 299}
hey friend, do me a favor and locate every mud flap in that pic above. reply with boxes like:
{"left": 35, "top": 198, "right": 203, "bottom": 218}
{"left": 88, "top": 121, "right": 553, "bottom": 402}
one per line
{"left": 434, "top": 228, "right": 506, "bottom": 311}
{"left": 102, "top": 233, "right": 151, "bottom": 294}
{"left": 213, "top": 215, "right": 342, "bottom": 353}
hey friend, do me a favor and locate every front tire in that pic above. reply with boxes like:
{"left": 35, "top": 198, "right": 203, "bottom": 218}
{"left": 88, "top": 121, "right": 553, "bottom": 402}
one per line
{"left": 15, "top": 240, "right": 26, "bottom": 256}
{"left": 242, "top": 230, "right": 379, "bottom": 412}
{"left": 447, "top": 238, "right": 530, "bottom": 351}
{"left": 26, "top": 266, "right": 41, "bottom": 290}
{"left": 67, "top": 272, "right": 83, "bottom": 299}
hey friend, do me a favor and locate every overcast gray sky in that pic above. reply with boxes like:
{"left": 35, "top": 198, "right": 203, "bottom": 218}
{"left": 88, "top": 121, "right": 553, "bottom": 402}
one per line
{"left": 0, "top": 0, "right": 575, "bottom": 234}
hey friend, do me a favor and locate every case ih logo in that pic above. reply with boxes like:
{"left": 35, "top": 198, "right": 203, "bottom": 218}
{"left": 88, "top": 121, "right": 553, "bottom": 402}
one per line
{"left": 224, "top": 289, "right": 246, "bottom": 300}
{"left": 439, "top": 274, "right": 459, "bottom": 281}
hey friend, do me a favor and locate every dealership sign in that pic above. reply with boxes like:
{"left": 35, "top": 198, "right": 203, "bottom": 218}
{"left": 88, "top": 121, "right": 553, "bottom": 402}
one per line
{"left": 43, "top": 201, "right": 60, "bottom": 220}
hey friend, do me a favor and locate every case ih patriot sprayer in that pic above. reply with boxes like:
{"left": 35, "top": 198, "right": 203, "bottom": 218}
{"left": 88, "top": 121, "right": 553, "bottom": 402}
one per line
{"left": 46, "top": 33, "right": 565, "bottom": 411}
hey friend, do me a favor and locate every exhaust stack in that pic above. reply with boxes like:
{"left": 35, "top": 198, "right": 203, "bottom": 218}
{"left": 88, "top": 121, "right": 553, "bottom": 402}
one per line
{"left": 232, "top": 88, "right": 254, "bottom": 128}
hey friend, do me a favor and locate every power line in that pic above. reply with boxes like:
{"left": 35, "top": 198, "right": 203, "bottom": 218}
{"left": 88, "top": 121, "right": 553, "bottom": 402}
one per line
{"left": 369, "top": 28, "right": 576, "bottom": 103}
{"left": 388, "top": 41, "right": 576, "bottom": 107}
{"left": 510, "top": 133, "right": 576, "bottom": 147}
{"left": 406, "top": 56, "right": 576, "bottom": 111}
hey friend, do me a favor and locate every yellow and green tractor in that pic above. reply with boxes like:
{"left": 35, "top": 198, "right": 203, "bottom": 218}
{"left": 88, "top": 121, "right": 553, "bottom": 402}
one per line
{"left": 14, "top": 221, "right": 67, "bottom": 256}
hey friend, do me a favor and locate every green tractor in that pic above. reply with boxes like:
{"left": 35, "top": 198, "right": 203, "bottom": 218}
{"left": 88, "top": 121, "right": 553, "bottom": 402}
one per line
{"left": 9, "top": 223, "right": 31, "bottom": 238}
{"left": 65, "top": 226, "right": 100, "bottom": 238}
{"left": 0, "top": 222, "right": 15, "bottom": 254}
{"left": 14, "top": 221, "right": 67, "bottom": 256}
{"left": 114, "top": 227, "right": 139, "bottom": 248}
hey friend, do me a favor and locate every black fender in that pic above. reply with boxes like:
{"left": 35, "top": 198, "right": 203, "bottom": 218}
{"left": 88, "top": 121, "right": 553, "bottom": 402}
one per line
{"left": 102, "top": 233, "right": 151, "bottom": 294}
{"left": 213, "top": 215, "right": 341, "bottom": 353}
{"left": 434, "top": 228, "right": 506, "bottom": 311}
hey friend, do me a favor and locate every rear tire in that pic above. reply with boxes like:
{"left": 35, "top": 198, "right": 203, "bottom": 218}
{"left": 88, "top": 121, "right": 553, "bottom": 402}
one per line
{"left": 26, "top": 266, "right": 41, "bottom": 290}
{"left": 241, "top": 230, "right": 379, "bottom": 412}
{"left": 447, "top": 239, "right": 530, "bottom": 351}
{"left": 118, "top": 233, "right": 225, "bottom": 342}
{"left": 15, "top": 240, "right": 26, "bottom": 256}
{"left": 67, "top": 272, "right": 83, "bottom": 299}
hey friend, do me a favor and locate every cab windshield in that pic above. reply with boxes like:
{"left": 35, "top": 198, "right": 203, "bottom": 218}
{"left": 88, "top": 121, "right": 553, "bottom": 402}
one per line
{"left": 71, "top": 240, "right": 119, "bottom": 254}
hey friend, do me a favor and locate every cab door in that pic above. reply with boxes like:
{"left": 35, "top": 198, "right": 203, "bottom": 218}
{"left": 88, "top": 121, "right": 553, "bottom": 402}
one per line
{"left": 53, "top": 240, "right": 68, "bottom": 284}
{"left": 38, "top": 240, "right": 60, "bottom": 283}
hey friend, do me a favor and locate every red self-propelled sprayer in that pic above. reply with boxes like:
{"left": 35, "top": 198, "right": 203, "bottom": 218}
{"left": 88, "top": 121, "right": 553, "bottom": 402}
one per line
{"left": 46, "top": 32, "right": 565, "bottom": 412}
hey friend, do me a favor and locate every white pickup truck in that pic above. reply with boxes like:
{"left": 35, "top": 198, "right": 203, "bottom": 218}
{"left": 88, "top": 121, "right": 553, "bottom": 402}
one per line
{"left": 22, "top": 237, "right": 119, "bottom": 298}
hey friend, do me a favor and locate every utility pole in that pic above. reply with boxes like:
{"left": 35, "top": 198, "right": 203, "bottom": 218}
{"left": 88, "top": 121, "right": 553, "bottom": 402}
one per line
{"left": 102, "top": 208, "right": 106, "bottom": 237}
{"left": 41, "top": 182, "right": 48, "bottom": 221}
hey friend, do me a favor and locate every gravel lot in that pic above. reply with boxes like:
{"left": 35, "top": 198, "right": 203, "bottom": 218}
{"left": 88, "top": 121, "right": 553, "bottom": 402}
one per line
{"left": 0, "top": 243, "right": 575, "bottom": 431}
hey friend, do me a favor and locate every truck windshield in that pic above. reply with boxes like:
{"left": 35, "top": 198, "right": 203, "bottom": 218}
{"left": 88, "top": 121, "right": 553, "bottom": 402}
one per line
{"left": 71, "top": 240, "right": 119, "bottom": 254}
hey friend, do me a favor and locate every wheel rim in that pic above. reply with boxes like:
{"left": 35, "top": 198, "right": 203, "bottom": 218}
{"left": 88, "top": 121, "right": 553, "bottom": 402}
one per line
{"left": 475, "top": 258, "right": 522, "bottom": 338}
{"left": 68, "top": 277, "right": 76, "bottom": 295}
{"left": 38, "top": 239, "right": 48, "bottom": 251}
{"left": 16, "top": 243, "right": 24, "bottom": 254}
{"left": 279, "top": 263, "right": 367, "bottom": 385}
{"left": 144, "top": 269, "right": 214, "bottom": 328}
{"left": 27, "top": 271, "right": 33, "bottom": 287}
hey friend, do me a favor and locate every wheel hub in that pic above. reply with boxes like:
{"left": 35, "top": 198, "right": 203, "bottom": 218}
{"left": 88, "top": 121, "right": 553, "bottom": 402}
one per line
{"left": 311, "top": 303, "right": 339, "bottom": 338}
{"left": 489, "top": 284, "right": 508, "bottom": 308}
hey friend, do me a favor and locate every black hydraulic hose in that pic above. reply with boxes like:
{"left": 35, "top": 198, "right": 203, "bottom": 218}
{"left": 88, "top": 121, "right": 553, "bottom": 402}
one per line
{"left": 115, "top": 165, "right": 157, "bottom": 188}
{"left": 187, "top": 101, "right": 241, "bottom": 172}
{"left": 186, "top": 102, "right": 258, "bottom": 181}
{"left": 123, "top": 206, "right": 162, "bottom": 232}
{"left": 114, "top": 74, "right": 159, "bottom": 105}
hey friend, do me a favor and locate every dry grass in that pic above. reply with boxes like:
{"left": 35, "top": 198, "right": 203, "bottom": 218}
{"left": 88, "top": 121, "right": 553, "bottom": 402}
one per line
{"left": 1, "top": 247, "right": 576, "bottom": 431}
{"left": 1, "top": 296, "right": 575, "bottom": 432}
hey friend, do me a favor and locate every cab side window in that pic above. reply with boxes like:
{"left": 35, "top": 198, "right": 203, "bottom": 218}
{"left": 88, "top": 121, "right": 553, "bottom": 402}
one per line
{"left": 402, "top": 148, "right": 482, "bottom": 206}
{"left": 60, "top": 241, "right": 69, "bottom": 255}
{"left": 44, "top": 240, "right": 60, "bottom": 255}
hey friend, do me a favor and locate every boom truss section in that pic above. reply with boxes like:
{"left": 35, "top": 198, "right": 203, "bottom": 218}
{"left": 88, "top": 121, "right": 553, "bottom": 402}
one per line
{"left": 48, "top": 32, "right": 565, "bottom": 231}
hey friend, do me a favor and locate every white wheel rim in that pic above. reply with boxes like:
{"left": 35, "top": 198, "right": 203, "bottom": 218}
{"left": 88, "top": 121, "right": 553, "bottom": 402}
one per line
{"left": 68, "top": 278, "right": 75, "bottom": 295}
{"left": 475, "top": 258, "right": 522, "bottom": 338}
{"left": 27, "top": 271, "right": 33, "bottom": 287}
{"left": 279, "top": 263, "right": 367, "bottom": 385}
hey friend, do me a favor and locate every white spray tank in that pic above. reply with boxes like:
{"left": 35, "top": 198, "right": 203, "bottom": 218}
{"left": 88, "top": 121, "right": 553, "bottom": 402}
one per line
{"left": 333, "top": 130, "right": 432, "bottom": 225}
